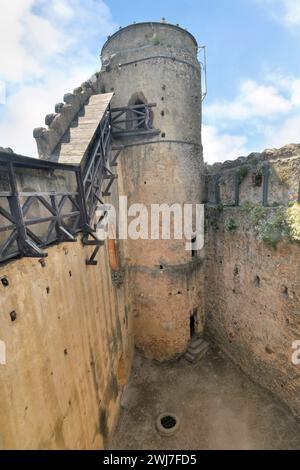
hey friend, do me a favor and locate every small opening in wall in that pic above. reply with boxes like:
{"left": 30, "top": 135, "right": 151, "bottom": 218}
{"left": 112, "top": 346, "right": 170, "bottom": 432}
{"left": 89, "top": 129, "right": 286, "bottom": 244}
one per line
{"left": 161, "top": 97, "right": 164, "bottom": 101}
{"left": 254, "top": 275, "right": 260, "bottom": 287}
{"left": 161, "top": 132, "right": 166, "bottom": 138}
{"left": 161, "top": 110, "right": 165, "bottom": 116}
{"left": 144, "top": 181, "right": 147, "bottom": 184}
{"left": 190, "top": 309, "right": 197, "bottom": 338}
{"left": 159, "top": 265, "right": 164, "bottom": 270}
{"left": 1, "top": 277, "right": 9, "bottom": 287}
{"left": 282, "top": 286, "right": 288, "bottom": 298}
{"left": 10, "top": 311, "right": 17, "bottom": 322}
{"left": 252, "top": 170, "right": 263, "bottom": 187}
{"left": 127, "top": 92, "right": 153, "bottom": 130}
{"left": 191, "top": 236, "right": 197, "bottom": 258}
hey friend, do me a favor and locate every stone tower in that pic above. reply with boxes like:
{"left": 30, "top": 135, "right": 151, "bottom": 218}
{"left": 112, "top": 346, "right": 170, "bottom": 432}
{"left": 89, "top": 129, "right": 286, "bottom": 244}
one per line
{"left": 101, "top": 21, "right": 204, "bottom": 360}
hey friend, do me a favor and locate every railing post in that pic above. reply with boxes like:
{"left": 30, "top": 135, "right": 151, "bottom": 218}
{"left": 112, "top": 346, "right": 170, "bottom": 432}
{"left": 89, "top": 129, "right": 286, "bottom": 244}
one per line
{"left": 215, "top": 175, "right": 221, "bottom": 205}
{"left": 50, "top": 194, "right": 75, "bottom": 242}
{"left": 234, "top": 172, "right": 240, "bottom": 207}
{"left": 76, "top": 168, "right": 89, "bottom": 232}
{"left": 262, "top": 163, "right": 269, "bottom": 207}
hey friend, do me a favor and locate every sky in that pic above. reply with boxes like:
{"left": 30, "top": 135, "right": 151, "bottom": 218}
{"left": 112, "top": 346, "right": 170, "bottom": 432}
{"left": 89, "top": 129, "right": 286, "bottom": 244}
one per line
{"left": 0, "top": 0, "right": 300, "bottom": 163}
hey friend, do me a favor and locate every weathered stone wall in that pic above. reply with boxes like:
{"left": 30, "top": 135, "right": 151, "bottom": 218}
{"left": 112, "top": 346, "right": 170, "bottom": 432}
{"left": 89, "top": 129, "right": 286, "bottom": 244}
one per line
{"left": 204, "top": 145, "right": 300, "bottom": 416}
{"left": 0, "top": 239, "right": 134, "bottom": 449}
{"left": 205, "top": 144, "right": 300, "bottom": 206}
{"left": 100, "top": 22, "right": 204, "bottom": 360}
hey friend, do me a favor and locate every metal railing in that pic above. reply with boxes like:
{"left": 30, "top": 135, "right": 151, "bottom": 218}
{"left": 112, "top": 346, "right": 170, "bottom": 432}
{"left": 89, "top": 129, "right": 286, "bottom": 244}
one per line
{"left": 0, "top": 101, "right": 159, "bottom": 265}
{"left": 111, "top": 103, "right": 156, "bottom": 136}
{"left": 0, "top": 152, "right": 83, "bottom": 263}
{"left": 0, "top": 107, "right": 116, "bottom": 264}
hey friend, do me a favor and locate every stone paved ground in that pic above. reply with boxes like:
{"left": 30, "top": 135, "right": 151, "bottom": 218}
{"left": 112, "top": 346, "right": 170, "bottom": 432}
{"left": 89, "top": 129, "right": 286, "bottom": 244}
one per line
{"left": 110, "top": 348, "right": 300, "bottom": 450}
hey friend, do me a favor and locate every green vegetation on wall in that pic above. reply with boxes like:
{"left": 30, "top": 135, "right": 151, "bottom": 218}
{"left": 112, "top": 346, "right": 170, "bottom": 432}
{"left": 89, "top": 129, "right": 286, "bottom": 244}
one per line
{"left": 225, "top": 218, "right": 237, "bottom": 232}
{"left": 236, "top": 166, "right": 248, "bottom": 184}
{"left": 241, "top": 202, "right": 300, "bottom": 248}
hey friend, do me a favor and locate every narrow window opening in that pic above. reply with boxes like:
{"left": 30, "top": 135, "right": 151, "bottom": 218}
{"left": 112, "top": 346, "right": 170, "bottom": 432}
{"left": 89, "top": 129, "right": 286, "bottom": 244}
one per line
{"left": 127, "top": 92, "right": 153, "bottom": 131}
{"left": 191, "top": 236, "right": 197, "bottom": 258}
{"left": 190, "top": 309, "right": 197, "bottom": 338}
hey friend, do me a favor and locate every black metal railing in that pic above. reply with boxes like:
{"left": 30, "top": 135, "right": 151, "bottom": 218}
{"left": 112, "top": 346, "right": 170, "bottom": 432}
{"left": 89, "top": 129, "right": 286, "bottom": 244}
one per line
{"left": 0, "top": 102, "right": 120, "bottom": 265}
{"left": 82, "top": 108, "right": 114, "bottom": 222}
{"left": 111, "top": 103, "right": 156, "bottom": 136}
{"left": 0, "top": 101, "right": 159, "bottom": 265}
{"left": 0, "top": 152, "right": 83, "bottom": 263}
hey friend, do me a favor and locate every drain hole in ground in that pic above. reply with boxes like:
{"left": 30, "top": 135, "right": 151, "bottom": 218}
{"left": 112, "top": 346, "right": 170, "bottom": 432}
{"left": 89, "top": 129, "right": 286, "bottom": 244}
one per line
{"left": 161, "top": 415, "right": 177, "bottom": 429}
{"left": 156, "top": 413, "right": 180, "bottom": 436}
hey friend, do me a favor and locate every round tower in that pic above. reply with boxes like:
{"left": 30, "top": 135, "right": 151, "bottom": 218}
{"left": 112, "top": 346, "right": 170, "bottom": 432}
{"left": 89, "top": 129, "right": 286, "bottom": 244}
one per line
{"left": 100, "top": 21, "right": 204, "bottom": 360}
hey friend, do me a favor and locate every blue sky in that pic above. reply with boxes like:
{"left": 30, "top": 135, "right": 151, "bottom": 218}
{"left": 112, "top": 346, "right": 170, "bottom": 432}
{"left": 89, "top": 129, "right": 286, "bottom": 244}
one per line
{"left": 0, "top": 0, "right": 300, "bottom": 162}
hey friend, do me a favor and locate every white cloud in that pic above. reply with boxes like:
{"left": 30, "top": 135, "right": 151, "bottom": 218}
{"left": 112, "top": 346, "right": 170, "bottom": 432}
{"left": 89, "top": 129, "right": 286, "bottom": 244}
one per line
{"left": 206, "top": 79, "right": 292, "bottom": 122}
{"left": 204, "top": 73, "right": 300, "bottom": 162}
{"left": 202, "top": 125, "right": 248, "bottom": 164}
{"left": 0, "top": 67, "right": 95, "bottom": 157}
{"left": 258, "top": 0, "right": 300, "bottom": 29}
{"left": 282, "top": 0, "right": 300, "bottom": 26}
{"left": 52, "top": 0, "right": 74, "bottom": 19}
{"left": 0, "top": 0, "right": 117, "bottom": 155}
{"left": 0, "top": 1, "right": 68, "bottom": 82}
{"left": 262, "top": 115, "right": 300, "bottom": 148}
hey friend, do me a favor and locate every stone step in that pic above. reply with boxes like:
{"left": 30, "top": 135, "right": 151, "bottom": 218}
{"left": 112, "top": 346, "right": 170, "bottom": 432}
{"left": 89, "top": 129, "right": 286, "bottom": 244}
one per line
{"left": 185, "top": 337, "right": 209, "bottom": 364}
{"left": 185, "top": 348, "right": 208, "bottom": 364}
{"left": 188, "top": 337, "right": 208, "bottom": 350}
{"left": 185, "top": 352, "right": 196, "bottom": 363}
{"left": 187, "top": 340, "right": 209, "bottom": 354}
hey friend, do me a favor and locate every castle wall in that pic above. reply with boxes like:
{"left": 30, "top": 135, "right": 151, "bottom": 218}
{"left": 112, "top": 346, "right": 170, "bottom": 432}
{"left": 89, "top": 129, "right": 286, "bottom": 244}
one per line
{"left": 0, "top": 238, "right": 134, "bottom": 449}
{"left": 206, "top": 145, "right": 300, "bottom": 206}
{"left": 204, "top": 146, "right": 300, "bottom": 417}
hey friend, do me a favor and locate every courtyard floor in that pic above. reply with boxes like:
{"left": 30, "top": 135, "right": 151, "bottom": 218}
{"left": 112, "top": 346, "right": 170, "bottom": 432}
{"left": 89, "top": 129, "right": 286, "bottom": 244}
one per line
{"left": 110, "top": 348, "right": 300, "bottom": 450}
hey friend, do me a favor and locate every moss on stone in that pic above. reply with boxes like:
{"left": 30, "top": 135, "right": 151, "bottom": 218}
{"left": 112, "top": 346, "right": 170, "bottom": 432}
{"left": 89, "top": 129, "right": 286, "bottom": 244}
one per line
{"left": 256, "top": 207, "right": 288, "bottom": 249}
{"left": 236, "top": 166, "right": 248, "bottom": 184}
{"left": 286, "top": 203, "right": 300, "bottom": 242}
{"left": 226, "top": 218, "right": 237, "bottom": 232}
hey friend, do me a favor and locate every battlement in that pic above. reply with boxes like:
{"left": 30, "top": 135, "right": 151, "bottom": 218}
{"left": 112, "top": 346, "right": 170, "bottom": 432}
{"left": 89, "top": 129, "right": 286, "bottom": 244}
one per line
{"left": 205, "top": 144, "right": 300, "bottom": 207}
{"left": 33, "top": 72, "right": 103, "bottom": 160}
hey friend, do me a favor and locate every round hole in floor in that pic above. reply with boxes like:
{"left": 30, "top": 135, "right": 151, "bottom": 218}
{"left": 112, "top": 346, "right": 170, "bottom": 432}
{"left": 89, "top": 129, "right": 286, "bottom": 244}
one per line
{"left": 156, "top": 413, "right": 180, "bottom": 436}
{"left": 161, "top": 415, "right": 176, "bottom": 429}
